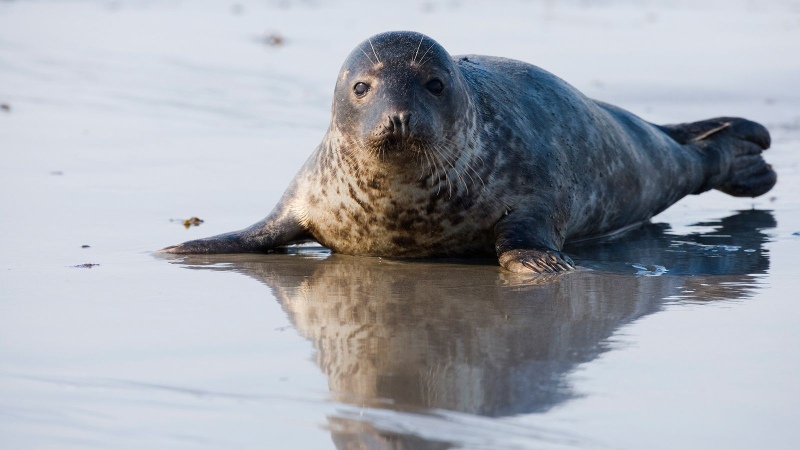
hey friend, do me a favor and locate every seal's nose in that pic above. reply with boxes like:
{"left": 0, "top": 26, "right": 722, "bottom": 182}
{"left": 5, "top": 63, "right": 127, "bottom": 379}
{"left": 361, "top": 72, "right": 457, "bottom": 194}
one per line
{"left": 386, "top": 112, "right": 413, "bottom": 140}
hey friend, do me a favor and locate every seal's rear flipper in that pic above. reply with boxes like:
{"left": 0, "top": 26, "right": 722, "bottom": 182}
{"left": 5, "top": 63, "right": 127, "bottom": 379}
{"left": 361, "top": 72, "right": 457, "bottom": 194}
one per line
{"left": 658, "top": 117, "right": 769, "bottom": 148}
{"left": 660, "top": 117, "right": 776, "bottom": 198}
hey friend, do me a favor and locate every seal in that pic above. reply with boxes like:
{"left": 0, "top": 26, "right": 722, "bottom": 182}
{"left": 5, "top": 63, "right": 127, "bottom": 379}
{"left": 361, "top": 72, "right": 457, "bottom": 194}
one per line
{"left": 160, "top": 31, "right": 777, "bottom": 273}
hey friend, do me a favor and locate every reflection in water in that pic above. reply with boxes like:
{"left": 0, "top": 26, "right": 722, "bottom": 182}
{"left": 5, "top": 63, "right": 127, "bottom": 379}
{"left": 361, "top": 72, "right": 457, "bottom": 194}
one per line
{"left": 169, "top": 210, "right": 774, "bottom": 449}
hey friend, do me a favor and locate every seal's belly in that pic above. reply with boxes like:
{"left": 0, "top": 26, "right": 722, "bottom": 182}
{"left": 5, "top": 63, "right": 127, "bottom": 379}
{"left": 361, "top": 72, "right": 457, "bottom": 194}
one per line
{"left": 308, "top": 196, "right": 498, "bottom": 258}
{"left": 313, "top": 221, "right": 495, "bottom": 257}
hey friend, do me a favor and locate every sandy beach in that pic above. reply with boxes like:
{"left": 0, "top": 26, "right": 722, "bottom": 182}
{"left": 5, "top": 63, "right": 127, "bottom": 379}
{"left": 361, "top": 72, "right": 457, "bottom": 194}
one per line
{"left": 1, "top": 1, "right": 799, "bottom": 448}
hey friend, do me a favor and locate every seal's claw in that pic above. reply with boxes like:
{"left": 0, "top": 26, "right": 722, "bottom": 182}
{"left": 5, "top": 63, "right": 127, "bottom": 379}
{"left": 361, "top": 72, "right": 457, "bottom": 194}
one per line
{"left": 498, "top": 249, "right": 575, "bottom": 274}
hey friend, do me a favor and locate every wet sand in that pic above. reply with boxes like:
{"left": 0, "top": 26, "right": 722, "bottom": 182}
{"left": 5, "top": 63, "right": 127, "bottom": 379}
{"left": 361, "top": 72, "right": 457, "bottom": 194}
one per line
{"left": 1, "top": 1, "right": 799, "bottom": 448}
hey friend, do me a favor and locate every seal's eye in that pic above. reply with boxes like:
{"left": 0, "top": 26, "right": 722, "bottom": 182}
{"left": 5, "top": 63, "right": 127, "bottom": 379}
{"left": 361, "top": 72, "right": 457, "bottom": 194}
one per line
{"left": 353, "top": 82, "right": 370, "bottom": 98}
{"left": 426, "top": 79, "right": 444, "bottom": 95}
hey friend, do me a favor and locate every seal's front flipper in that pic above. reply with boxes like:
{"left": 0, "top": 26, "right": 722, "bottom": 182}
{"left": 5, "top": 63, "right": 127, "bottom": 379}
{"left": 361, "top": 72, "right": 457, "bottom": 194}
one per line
{"left": 159, "top": 205, "right": 310, "bottom": 254}
{"left": 498, "top": 248, "right": 575, "bottom": 274}
{"left": 494, "top": 212, "right": 575, "bottom": 274}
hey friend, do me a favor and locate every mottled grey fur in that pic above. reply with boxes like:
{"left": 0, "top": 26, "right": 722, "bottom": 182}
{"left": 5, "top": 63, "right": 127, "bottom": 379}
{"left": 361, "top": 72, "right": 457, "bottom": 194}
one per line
{"left": 161, "top": 31, "right": 776, "bottom": 273}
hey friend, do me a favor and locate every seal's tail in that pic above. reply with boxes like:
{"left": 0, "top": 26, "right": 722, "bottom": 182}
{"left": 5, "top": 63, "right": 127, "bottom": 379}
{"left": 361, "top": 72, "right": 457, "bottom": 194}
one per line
{"left": 658, "top": 117, "right": 776, "bottom": 197}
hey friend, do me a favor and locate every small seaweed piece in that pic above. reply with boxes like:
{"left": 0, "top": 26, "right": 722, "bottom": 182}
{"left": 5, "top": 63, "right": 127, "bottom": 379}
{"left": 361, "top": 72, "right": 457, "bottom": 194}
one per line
{"left": 183, "top": 217, "right": 204, "bottom": 228}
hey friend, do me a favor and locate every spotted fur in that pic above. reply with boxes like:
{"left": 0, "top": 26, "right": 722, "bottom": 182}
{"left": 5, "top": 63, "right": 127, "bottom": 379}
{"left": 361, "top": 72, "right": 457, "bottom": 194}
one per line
{"left": 161, "top": 31, "right": 775, "bottom": 273}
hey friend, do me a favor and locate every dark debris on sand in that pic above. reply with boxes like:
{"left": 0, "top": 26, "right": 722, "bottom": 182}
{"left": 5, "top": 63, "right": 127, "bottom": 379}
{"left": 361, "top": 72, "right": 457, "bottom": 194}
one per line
{"left": 264, "top": 33, "right": 284, "bottom": 47}
{"left": 171, "top": 217, "right": 204, "bottom": 228}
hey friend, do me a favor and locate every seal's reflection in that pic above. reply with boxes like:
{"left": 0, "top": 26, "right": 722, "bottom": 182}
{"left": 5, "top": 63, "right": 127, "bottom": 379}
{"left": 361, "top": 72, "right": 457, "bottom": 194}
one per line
{"left": 170, "top": 210, "right": 773, "bottom": 447}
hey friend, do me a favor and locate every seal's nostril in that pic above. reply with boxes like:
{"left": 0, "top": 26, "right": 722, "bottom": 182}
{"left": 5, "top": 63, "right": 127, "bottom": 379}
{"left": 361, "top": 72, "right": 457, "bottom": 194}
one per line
{"left": 387, "top": 112, "right": 412, "bottom": 139}
{"left": 401, "top": 112, "right": 412, "bottom": 128}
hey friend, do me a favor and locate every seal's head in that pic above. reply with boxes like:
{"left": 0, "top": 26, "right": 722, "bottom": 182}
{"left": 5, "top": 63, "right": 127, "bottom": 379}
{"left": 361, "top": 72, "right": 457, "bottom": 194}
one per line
{"left": 332, "top": 31, "right": 472, "bottom": 164}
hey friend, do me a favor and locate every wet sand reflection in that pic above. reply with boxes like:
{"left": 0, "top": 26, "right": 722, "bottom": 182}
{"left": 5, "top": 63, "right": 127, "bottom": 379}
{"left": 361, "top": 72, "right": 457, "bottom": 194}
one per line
{"left": 169, "top": 210, "right": 774, "bottom": 448}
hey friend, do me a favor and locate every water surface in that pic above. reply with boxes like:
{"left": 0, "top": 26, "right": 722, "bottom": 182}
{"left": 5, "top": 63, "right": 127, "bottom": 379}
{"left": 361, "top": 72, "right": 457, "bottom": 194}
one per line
{"left": 1, "top": 1, "right": 799, "bottom": 449}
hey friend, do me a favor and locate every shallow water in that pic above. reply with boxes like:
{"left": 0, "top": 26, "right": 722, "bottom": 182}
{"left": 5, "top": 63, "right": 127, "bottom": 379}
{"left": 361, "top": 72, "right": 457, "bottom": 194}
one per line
{"left": 2, "top": 1, "right": 800, "bottom": 449}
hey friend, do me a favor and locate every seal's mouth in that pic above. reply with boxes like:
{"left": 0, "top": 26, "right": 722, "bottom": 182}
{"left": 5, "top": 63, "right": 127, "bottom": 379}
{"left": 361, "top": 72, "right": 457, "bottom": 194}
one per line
{"left": 367, "top": 134, "right": 429, "bottom": 159}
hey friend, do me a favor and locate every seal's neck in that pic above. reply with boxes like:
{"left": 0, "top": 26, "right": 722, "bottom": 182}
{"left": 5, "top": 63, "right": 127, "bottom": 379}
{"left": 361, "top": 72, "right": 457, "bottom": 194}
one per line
{"left": 325, "top": 124, "right": 482, "bottom": 195}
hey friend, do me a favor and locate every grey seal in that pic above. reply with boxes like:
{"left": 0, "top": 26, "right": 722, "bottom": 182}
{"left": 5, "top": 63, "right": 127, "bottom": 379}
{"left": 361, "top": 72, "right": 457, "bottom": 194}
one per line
{"left": 160, "top": 31, "right": 776, "bottom": 273}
